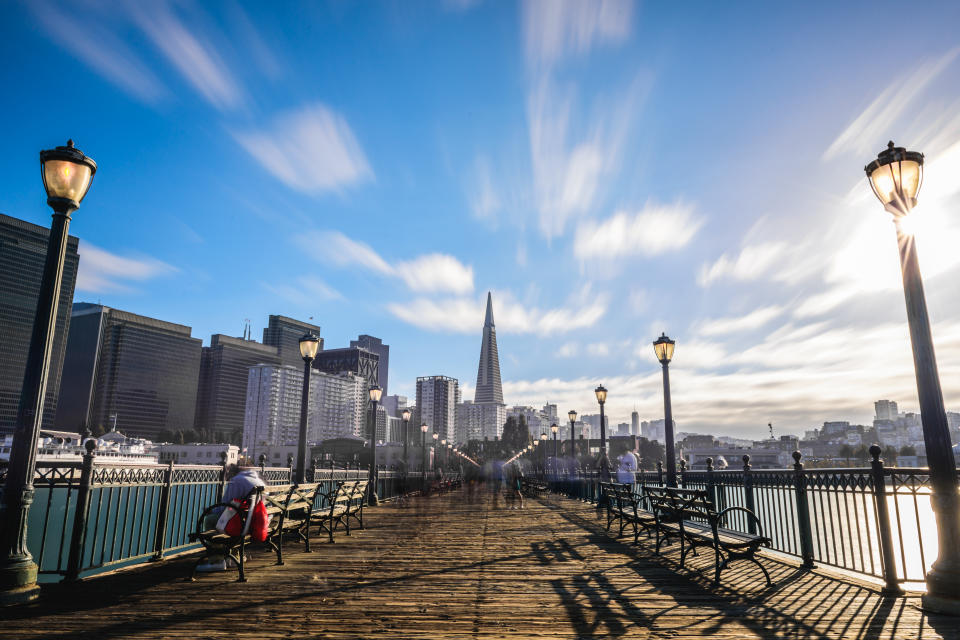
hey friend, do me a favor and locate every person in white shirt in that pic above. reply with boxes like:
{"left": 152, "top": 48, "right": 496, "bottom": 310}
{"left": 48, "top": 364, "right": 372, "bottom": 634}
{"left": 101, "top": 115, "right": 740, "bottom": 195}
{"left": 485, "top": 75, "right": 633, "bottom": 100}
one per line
{"left": 617, "top": 444, "right": 639, "bottom": 490}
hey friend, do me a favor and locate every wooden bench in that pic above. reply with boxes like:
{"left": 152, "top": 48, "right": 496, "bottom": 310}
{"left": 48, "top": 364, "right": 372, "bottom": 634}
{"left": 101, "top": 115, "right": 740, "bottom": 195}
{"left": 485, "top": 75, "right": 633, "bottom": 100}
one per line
{"left": 310, "top": 480, "right": 368, "bottom": 543}
{"left": 600, "top": 482, "right": 656, "bottom": 544}
{"left": 520, "top": 477, "right": 548, "bottom": 497}
{"left": 644, "top": 486, "right": 773, "bottom": 586}
{"left": 189, "top": 485, "right": 272, "bottom": 582}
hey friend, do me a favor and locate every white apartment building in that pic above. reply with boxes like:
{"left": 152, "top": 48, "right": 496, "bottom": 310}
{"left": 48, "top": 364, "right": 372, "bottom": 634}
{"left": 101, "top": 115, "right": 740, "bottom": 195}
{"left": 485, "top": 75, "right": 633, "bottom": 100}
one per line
{"left": 456, "top": 400, "right": 506, "bottom": 443}
{"left": 416, "top": 376, "right": 460, "bottom": 442}
{"left": 242, "top": 364, "right": 304, "bottom": 458}
{"left": 158, "top": 443, "right": 240, "bottom": 465}
{"left": 309, "top": 371, "right": 366, "bottom": 441}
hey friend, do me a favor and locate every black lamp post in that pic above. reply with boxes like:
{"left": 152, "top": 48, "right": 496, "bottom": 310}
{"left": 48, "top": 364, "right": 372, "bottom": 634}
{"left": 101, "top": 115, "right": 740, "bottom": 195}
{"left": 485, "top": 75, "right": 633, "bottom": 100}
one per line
{"left": 420, "top": 423, "right": 428, "bottom": 491}
{"left": 865, "top": 142, "right": 960, "bottom": 614}
{"left": 551, "top": 424, "right": 558, "bottom": 462}
{"left": 440, "top": 439, "right": 447, "bottom": 471}
{"left": 0, "top": 141, "right": 96, "bottom": 605}
{"left": 568, "top": 410, "right": 577, "bottom": 458}
{"left": 540, "top": 433, "right": 548, "bottom": 476}
{"left": 594, "top": 385, "right": 610, "bottom": 482}
{"left": 401, "top": 408, "right": 411, "bottom": 473}
{"left": 653, "top": 333, "right": 677, "bottom": 488}
{"left": 368, "top": 384, "right": 382, "bottom": 506}
{"left": 432, "top": 432, "right": 439, "bottom": 472}
{"left": 295, "top": 333, "right": 320, "bottom": 484}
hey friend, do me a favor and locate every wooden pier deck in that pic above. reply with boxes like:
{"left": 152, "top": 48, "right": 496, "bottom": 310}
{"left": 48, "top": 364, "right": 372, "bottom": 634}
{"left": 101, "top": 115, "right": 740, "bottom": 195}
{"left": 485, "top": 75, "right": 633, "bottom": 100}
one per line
{"left": 2, "top": 488, "right": 956, "bottom": 639}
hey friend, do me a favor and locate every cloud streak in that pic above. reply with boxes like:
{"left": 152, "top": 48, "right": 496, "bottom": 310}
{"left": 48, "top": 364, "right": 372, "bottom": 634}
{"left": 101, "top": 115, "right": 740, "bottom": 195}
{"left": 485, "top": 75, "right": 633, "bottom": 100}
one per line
{"left": 234, "top": 104, "right": 373, "bottom": 195}
{"left": 574, "top": 202, "right": 703, "bottom": 261}
{"left": 76, "top": 243, "right": 177, "bottom": 294}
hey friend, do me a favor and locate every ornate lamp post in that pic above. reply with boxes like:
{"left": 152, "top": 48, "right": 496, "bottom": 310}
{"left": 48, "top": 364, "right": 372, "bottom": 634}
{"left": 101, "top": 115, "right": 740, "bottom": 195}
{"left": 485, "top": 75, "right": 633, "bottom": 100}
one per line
{"left": 653, "top": 333, "right": 677, "bottom": 488}
{"left": 367, "top": 385, "right": 382, "bottom": 505}
{"left": 539, "top": 433, "right": 548, "bottom": 476}
{"left": 0, "top": 141, "right": 96, "bottom": 605}
{"left": 432, "top": 432, "right": 439, "bottom": 472}
{"left": 420, "top": 423, "right": 428, "bottom": 486}
{"left": 568, "top": 410, "right": 577, "bottom": 458}
{"left": 440, "top": 439, "right": 447, "bottom": 471}
{"left": 295, "top": 334, "right": 320, "bottom": 484}
{"left": 594, "top": 385, "right": 610, "bottom": 482}
{"left": 551, "top": 424, "right": 558, "bottom": 462}
{"left": 865, "top": 142, "right": 960, "bottom": 614}
{"left": 401, "top": 409, "right": 411, "bottom": 472}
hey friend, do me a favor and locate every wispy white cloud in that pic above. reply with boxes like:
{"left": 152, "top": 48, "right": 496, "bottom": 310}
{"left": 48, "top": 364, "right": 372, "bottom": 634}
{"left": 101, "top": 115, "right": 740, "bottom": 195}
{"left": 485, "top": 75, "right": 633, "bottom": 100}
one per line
{"left": 522, "top": 0, "right": 633, "bottom": 71}
{"left": 264, "top": 275, "right": 342, "bottom": 304}
{"left": 824, "top": 47, "right": 960, "bottom": 160}
{"left": 469, "top": 156, "right": 502, "bottom": 226}
{"left": 76, "top": 243, "right": 177, "bottom": 294}
{"left": 394, "top": 254, "right": 475, "bottom": 295}
{"left": 31, "top": 1, "right": 166, "bottom": 104}
{"left": 387, "top": 288, "right": 608, "bottom": 336}
{"left": 233, "top": 104, "right": 373, "bottom": 195}
{"left": 696, "top": 306, "right": 785, "bottom": 337}
{"left": 295, "top": 230, "right": 474, "bottom": 294}
{"left": 586, "top": 342, "right": 610, "bottom": 357}
{"left": 128, "top": 2, "right": 244, "bottom": 111}
{"left": 557, "top": 342, "right": 579, "bottom": 358}
{"left": 443, "top": 0, "right": 483, "bottom": 11}
{"left": 574, "top": 201, "right": 703, "bottom": 261}
{"left": 697, "top": 242, "right": 789, "bottom": 287}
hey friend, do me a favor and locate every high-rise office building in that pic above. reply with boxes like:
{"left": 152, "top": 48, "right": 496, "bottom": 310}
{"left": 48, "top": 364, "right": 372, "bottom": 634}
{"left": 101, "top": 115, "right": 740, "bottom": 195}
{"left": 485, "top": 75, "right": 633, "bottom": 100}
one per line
{"left": 875, "top": 399, "right": 899, "bottom": 421}
{"left": 242, "top": 363, "right": 305, "bottom": 459}
{"left": 262, "top": 315, "right": 323, "bottom": 369}
{"left": 308, "top": 371, "right": 365, "bottom": 441}
{"left": 416, "top": 375, "right": 460, "bottom": 442}
{"left": 474, "top": 292, "right": 503, "bottom": 404}
{"left": 349, "top": 335, "right": 389, "bottom": 395}
{"left": 314, "top": 347, "right": 379, "bottom": 389}
{"left": 195, "top": 335, "right": 280, "bottom": 442}
{"left": 56, "top": 303, "right": 202, "bottom": 439}
{"left": 0, "top": 213, "right": 80, "bottom": 431}
{"left": 631, "top": 411, "right": 640, "bottom": 435}
{"left": 456, "top": 400, "right": 506, "bottom": 443}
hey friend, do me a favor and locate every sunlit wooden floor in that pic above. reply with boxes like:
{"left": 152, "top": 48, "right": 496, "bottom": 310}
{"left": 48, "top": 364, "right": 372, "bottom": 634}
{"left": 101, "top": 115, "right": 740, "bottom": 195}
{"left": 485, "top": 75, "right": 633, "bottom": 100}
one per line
{"left": 2, "top": 486, "right": 956, "bottom": 639}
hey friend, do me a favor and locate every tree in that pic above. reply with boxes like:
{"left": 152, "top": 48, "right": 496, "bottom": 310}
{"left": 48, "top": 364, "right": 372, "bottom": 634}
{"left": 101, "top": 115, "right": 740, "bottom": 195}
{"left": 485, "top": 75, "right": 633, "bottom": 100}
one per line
{"left": 838, "top": 444, "right": 854, "bottom": 465}
{"left": 899, "top": 445, "right": 917, "bottom": 457}
{"left": 882, "top": 445, "right": 899, "bottom": 466}
{"left": 637, "top": 438, "right": 665, "bottom": 470}
{"left": 174, "top": 430, "right": 185, "bottom": 445}
{"left": 854, "top": 444, "right": 870, "bottom": 464}
{"left": 501, "top": 415, "right": 530, "bottom": 453}
{"left": 90, "top": 423, "right": 105, "bottom": 437}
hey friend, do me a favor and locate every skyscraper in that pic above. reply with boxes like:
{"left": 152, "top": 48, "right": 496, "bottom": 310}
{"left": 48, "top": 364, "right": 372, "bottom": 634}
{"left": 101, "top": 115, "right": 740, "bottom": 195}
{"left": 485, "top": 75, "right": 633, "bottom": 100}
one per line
{"left": 262, "top": 315, "right": 323, "bottom": 369}
{"left": 242, "top": 364, "right": 305, "bottom": 458}
{"left": 195, "top": 335, "right": 280, "bottom": 442}
{"left": 349, "top": 335, "right": 389, "bottom": 395}
{"left": 417, "top": 376, "right": 460, "bottom": 442}
{"left": 56, "top": 303, "right": 202, "bottom": 439}
{"left": 474, "top": 292, "right": 503, "bottom": 404}
{"left": 631, "top": 410, "right": 640, "bottom": 436}
{"left": 0, "top": 213, "right": 79, "bottom": 431}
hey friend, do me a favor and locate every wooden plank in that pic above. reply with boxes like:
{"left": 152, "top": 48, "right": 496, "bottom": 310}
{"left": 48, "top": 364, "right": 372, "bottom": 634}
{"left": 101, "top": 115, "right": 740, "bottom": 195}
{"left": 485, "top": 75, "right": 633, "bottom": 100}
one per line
{"left": 0, "top": 487, "right": 955, "bottom": 639}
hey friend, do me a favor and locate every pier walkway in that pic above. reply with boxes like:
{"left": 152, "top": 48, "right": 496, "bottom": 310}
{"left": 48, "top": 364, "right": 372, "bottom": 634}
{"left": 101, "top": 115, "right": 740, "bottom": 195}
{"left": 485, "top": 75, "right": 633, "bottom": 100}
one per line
{"left": 2, "top": 488, "right": 956, "bottom": 639}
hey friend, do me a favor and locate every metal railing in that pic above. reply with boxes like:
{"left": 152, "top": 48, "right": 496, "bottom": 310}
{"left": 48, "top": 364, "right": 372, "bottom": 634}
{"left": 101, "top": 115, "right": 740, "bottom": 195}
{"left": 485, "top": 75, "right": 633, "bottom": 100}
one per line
{"left": 0, "top": 446, "right": 417, "bottom": 583}
{"left": 548, "top": 447, "right": 952, "bottom": 590}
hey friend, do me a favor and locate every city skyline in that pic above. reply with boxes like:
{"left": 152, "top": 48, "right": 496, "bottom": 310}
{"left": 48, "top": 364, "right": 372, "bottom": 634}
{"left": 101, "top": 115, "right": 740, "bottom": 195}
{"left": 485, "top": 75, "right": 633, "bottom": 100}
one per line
{"left": 4, "top": 3, "right": 960, "bottom": 439}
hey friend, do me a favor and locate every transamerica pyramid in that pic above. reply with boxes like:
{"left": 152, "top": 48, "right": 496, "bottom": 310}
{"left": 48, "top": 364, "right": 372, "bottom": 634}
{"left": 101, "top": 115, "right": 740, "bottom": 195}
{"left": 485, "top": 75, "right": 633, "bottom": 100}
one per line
{"left": 474, "top": 291, "right": 503, "bottom": 404}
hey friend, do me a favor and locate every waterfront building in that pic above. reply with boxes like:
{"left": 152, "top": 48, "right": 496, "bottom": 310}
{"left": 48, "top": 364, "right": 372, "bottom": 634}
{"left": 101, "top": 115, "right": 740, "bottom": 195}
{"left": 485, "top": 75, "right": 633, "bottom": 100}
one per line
{"left": 309, "top": 371, "right": 366, "bottom": 441}
{"left": 241, "top": 363, "right": 305, "bottom": 460}
{"left": 195, "top": 335, "right": 280, "bottom": 442}
{"left": 456, "top": 400, "right": 506, "bottom": 442}
{"left": 56, "top": 303, "right": 202, "bottom": 440}
{"left": 0, "top": 213, "right": 80, "bottom": 431}
{"left": 157, "top": 443, "right": 239, "bottom": 466}
{"left": 262, "top": 315, "right": 323, "bottom": 369}
{"left": 416, "top": 375, "right": 460, "bottom": 442}
{"left": 349, "top": 335, "right": 389, "bottom": 395}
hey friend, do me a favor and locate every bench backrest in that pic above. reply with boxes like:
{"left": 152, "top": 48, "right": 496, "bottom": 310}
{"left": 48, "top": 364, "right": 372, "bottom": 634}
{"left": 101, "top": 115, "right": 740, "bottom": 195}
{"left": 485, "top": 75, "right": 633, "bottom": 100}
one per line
{"left": 602, "top": 482, "right": 645, "bottom": 510}
{"left": 644, "top": 487, "right": 714, "bottom": 523}
{"left": 285, "top": 482, "right": 321, "bottom": 519}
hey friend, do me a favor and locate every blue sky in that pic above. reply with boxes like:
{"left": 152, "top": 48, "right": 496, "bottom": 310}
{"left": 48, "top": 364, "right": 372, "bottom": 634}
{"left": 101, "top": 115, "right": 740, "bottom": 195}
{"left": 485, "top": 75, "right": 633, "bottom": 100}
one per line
{"left": 4, "top": 1, "right": 960, "bottom": 439}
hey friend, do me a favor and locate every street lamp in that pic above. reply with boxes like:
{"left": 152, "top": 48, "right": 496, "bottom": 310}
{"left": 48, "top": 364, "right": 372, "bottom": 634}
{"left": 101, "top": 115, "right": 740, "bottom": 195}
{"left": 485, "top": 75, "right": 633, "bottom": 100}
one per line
{"left": 420, "top": 423, "right": 428, "bottom": 492}
{"left": 401, "top": 409, "right": 411, "bottom": 473}
{"left": 594, "top": 384, "right": 610, "bottom": 482}
{"left": 653, "top": 333, "right": 677, "bottom": 488}
{"left": 367, "top": 384, "right": 382, "bottom": 506}
{"left": 568, "top": 410, "right": 577, "bottom": 458}
{"left": 441, "top": 439, "right": 447, "bottom": 470}
{"left": 1, "top": 140, "right": 96, "bottom": 605}
{"left": 865, "top": 141, "right": 960, "bottom": 613}
{"left": 551, "top": 424, "right": 559, "bottom": 463}
{"left": 294, "top": 333, "right": 320, "bottom": 485}
{"left": 432, "top": 432, "right": 439, "bottom": 472}
{"left": 540, "top": 432, "right": 548, "bottom": 476}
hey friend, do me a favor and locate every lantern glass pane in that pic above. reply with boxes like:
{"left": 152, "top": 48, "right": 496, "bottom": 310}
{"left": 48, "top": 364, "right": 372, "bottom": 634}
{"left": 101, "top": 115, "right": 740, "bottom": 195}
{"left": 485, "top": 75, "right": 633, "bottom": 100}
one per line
{"left": 369, "top": 386, "right": 382, "bottom": 402}
{"left": 43, "top": 160, "right": 92, "bottom": 202}
{"left": 568, "top": 410, "right": 577, "bottom": 422}
{"left": 299, "top": 336, "right": 320, "bottom": 360}
{"left": 594, "top": 387, "right": 607, "bottom": 404}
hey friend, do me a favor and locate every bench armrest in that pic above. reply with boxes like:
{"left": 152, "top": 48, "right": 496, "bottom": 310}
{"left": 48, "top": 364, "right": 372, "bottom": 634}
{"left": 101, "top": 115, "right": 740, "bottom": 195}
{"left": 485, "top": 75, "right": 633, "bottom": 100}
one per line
{"left": 716, "top": 506, "right": 766, "bottom": 540}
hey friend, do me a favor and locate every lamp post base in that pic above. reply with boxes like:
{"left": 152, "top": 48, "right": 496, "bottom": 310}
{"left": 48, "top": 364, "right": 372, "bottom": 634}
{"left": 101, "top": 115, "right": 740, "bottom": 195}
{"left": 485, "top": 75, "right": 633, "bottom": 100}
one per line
{"left": 0, "top": 557, "right": 41, "bottom": 606}
{"left": 369, "top": 492, "right": 379, "bottom": 507}
{"left": 921, "top": 592, "right": 960, "bottom": 616}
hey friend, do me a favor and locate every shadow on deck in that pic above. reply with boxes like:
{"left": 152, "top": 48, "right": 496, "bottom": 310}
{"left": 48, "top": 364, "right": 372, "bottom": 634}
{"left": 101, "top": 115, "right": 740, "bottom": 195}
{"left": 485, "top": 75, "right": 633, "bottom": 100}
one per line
{"left": 1, "top": 488, "right": 957, "bottom": 639}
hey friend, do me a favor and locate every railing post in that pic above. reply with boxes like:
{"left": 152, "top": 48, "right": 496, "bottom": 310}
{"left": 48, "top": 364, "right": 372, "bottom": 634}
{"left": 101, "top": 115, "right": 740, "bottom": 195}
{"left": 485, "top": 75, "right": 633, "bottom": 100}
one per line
{"left": 792, "top": 451, "right": 815, "bottom": 569}
{"left": 218, "top": 451, "right": 228, "bottom": 497}
{"left": 259, "top": 454, "right": 266, "bottom": 477}
{"left": 657, "top": 460, "right": 663, "bottom": 486}
{"left": 706, "top": 457, "right": 717, "bottom": 506}
{"left": 870, "top": 445, "right": 904, "bottom": 595}
{"left": 287, "top": 454, "right": 294, "bottom": 482}
{"left": 66, "top": 440, "right": 96, "bottom": 582}
{"left": 678, "top": 458, "right": 687, "bottom": 488}
{"left": 151, "top": 460, "right": 175, "bottom": 561}
{"left": 743, "top": 455, "right": 756, "bottom": 534}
